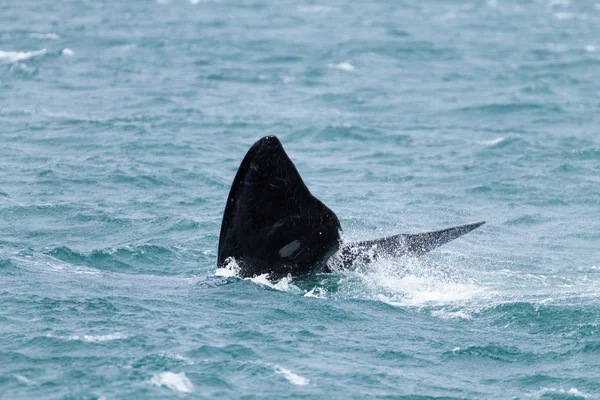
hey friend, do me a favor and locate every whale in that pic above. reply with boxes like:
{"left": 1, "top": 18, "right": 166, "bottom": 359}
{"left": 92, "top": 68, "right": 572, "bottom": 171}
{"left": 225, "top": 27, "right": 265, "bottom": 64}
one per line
{"left": 217, "top": 136, "right": 484, "bottom": 279}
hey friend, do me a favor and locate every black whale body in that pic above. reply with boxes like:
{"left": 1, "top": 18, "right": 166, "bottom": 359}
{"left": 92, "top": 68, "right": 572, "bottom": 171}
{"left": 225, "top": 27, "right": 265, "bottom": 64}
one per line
{"left": 217, "top": 136, "right": 484, "bottom": 279}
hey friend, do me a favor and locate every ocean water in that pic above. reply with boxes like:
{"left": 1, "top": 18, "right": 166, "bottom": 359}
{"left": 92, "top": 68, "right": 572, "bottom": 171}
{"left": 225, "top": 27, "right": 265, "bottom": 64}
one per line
{"left": 1, "top": 0, "right": 599, "bottom": 398}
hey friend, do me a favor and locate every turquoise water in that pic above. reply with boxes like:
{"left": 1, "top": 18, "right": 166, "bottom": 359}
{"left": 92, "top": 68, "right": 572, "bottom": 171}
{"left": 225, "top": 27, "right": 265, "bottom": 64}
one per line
{"left": 1, "top": 0, "right": 600, "bottom": 398}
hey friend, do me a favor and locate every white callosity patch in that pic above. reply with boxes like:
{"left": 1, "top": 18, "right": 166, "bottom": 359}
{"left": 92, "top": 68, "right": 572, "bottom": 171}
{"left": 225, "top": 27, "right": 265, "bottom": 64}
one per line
{"left": 274, "top": 366, "right": 310, "bottom": 386}
{"left": 151, "top": 372, "right": 194, "bottom": 393}
{"left": 278, "top": 240, "right": 301, "bottom": 258}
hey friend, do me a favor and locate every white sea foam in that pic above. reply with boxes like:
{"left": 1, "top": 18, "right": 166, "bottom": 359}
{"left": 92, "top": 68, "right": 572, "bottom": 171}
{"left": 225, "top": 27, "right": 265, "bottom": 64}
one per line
{"left": 45, "top": 261, "right": 100, "bottom": 275}
{"left": 481, "top": 136, "right": 507, "bottom": 146}
{"left": 274, "top": 366, "right": 309, "bottom": 386}
{"left": 585, "top": 45, "right": 598, "bottom": 52}
{"left": 0, "top": 49, "right": 47, "bottom": 63}
{"left": 50, "top": 333, "right": 127, "bottom": 342}
{"left": 151, "top": 372, "right": 194, "bottom": 393}
{"left": 215, "top": 259, "right": 310, "bottom": 294}
{"left": 215, "top": 258, "right": 240, "bottom": 277}
{"left": 247, "top": 274, "right": 303, "bottom": 294}
{"left": 30, "top": 33, "right": 60, "bottom": 40}
{"left": 13, "top": 374, "right": 33, "bottom": 385}
{"left": 368, "top": 272, "right": 481, "bottom": 307}
{"left": 62, "top": 48, "right": 74, "bottom": 56}
{"left": 536, "top": 387, "right": 589, "bottom": 399}
{"left": 333, "top": 252, "right": 488, "bottom": 310}
{"left": 81, "top": 333, "right": 127, "bottom": 342}
{"left": 330, "top": 61, "right": 355, "bottom": 72}
{"left": 432, "top": 309, "right": 473, "bottom": 320}
{"left": 304, "top": 287, "right": 328, "bottom": 298}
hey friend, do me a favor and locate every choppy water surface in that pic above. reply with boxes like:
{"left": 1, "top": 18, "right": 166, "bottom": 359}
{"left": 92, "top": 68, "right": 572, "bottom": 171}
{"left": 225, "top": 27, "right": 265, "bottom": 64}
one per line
{"left": 1, "top": 0, "right": 600, "bottom": 398}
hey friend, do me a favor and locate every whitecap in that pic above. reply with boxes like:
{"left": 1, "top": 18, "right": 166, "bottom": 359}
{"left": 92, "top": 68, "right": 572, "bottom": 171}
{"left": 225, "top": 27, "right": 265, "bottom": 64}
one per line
{"left": 329, "top": 61, "right": 355, "bottom": 72}
{"left": 80, "top": 333, "right": 127, "bottom": 342}
{"left": 29, "top": 33, "right": 60, "bottom": 40}
{"left": 481, "top": 136, "right": 506, "bottom": 146}
{"left": 537, "top": 387, "right": 589, "bottom": 399}
{"left": 274, "top": 366, "right": 309, "bottom": 386}
{"left": 49, "top": 333, "right": 127, "bottom": 342}
{"left": 0, "top": 49, "right": 47, "bottom": 63}
{"left": 585, "top": 45, "right": 597, "bottom": 53}
{"left": 62, "top": 48, "right": 74, "bottom": 56}
{"left": 13, "top": 374, "right": 33, "bottom": 385}
{"left": 151, "top": 372, "right": 194, "bottom": 393}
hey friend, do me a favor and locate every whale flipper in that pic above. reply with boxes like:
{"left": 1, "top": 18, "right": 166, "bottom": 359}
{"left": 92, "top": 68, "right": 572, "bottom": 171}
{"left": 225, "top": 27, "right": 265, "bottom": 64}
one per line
{"left": 217, "top": 136, "right": 342, "bottom": 279}
{"left": 338, "top": 221, "right": 486, "bottom": 266}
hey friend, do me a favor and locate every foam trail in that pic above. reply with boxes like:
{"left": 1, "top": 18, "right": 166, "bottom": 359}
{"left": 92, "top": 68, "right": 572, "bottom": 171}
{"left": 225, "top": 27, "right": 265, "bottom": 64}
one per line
{"left": 339, "top": 255, "right": 484, "bottom": 308}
